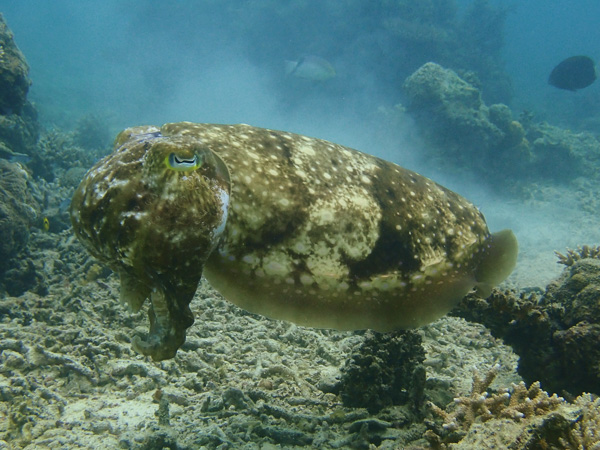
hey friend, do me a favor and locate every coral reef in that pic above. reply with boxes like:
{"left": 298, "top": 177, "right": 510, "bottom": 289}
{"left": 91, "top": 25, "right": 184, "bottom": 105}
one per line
{"left": 155, "top": 0, "right": 511, "bottom": 107}
{"left": 2, "top": 225, "right": 596, "bottom": 448}
{"left": 0, "top": 123, "right": 108, "bottom": 294}
{"left": 0, "top": 123, "right": 107, "bottom": 295}
{"left": 556, "top": 245, "right": 600, "bottom": 266}
{"left": 0, "top": 14, "right": 38, "bottom": 159}
{"left": 561, "top": 394, "right": 600, "bottom": 449}
{"left": 403, "top": 62, "right": 531, "bottom": 180}
{"left": 378, "top": 0, "right": 511, "bottom": 103}
{"left": 545, "top": 258, "right": 600, "bottom": 391}
{"left": 0, "top": 14, "right": 30, "bottom": 115}
{"left": 449, "top": 407, "right": 583, "bottom": 450}
{"left": 403, "top": 62, "right": 600, "bottom": 185}
{"left": 525, "top": 121, "right": 600, "bottom": 181}
{"left": 25, "top": 126, "right": 109, "bottom": 234}
{"left": 338, "top": 330, "right": 426, "bottom": 413}
{"left": 454, "top": 256, "right": 600, "bottom": 397}
{"left": 424, "top": 367, "right": 600, "bottom": 449}
{"left": 424, "top": 366, "right": 564, "bottom": 448}
{"left": 72, "top": 113, "right": 113, "bottom": 152}
{"left": 0, "top": 159, "right": 40, "bottom": 285}
{"left": 30, "top": 128, "right": 104, "bottom": 182}
{"left": 454, "top": 0, "right": 511, "bottom": 104}
{"left": 0, "top": 106, "right": 38, "bottom": 158}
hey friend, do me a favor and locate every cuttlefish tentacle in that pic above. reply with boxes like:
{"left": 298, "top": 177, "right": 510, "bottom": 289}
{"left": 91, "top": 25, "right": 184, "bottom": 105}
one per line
{"left": 132, "top": 288, "right": 194, "bottom": 360}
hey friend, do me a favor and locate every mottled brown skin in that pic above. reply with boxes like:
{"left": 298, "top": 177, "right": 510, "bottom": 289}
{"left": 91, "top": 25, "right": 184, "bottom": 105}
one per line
{"left": 71, "top": 129, "right": 231, "bottom": 360}
{"left": 71, "top": 122, "right": 518, "bottom": 361}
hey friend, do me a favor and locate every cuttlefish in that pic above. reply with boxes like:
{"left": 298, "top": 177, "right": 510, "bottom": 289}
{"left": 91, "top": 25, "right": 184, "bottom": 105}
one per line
{"left": 70, "top": 122, "right": 518, "bottom": 361}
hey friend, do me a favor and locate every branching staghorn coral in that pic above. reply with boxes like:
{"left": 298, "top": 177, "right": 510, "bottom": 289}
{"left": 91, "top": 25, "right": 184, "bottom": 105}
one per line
{"left": 555, "top": 245, "right": 600, "bottom": 266}
{"left": 561, "top": 393, "right": 600, "bottom": 449}
{"left": 425, "top": 365, "right": 564, "bottom": 447}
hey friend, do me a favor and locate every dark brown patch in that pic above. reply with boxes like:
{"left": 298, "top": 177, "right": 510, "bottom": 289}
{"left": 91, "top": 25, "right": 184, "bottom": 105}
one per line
{"left": 347, "top": 219, "right": 417, "bottom": 281}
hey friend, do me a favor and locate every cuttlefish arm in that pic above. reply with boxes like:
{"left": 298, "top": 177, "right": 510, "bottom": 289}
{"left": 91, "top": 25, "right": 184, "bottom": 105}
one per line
{"left": 131, "top": 284, "right": 194, "bottom": 361}
{"left": 117, "top": 269, "right": 196, "bottom": 361}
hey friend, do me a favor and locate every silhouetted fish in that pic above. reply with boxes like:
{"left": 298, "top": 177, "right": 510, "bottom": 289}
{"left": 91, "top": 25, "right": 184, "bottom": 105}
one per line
{"left": 285, "top": 55, "right": 336, "bottom": 81}
{"left": 8, "top": 153, "right": 31, "bottom": 164}
{"left": 548, "top": 56, "right": 597, "bottom": 91}
{"left": 0, "top": 144, "right": 30, "bottom": 163}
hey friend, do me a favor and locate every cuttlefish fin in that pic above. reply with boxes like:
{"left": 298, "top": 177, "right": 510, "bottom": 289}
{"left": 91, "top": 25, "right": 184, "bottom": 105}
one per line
{"left": 474, "top": 229, "right": 518, "bottom": 297}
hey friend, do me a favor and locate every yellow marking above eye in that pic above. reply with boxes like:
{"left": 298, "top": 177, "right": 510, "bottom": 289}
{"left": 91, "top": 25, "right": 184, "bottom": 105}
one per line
{"left": 165, "top": 153, "right": 203, "bottom": 171}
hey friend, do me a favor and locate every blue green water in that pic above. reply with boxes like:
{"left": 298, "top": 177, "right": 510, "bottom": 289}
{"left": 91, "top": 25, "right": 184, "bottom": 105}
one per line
{"left": 3, "top": 1, "right": 599, "bottom": 148}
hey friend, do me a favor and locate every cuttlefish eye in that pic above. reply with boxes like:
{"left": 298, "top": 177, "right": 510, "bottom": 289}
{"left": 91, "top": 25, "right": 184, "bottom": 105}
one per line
{"left": 166, "top": 153, "right": 203, "bottom": 171}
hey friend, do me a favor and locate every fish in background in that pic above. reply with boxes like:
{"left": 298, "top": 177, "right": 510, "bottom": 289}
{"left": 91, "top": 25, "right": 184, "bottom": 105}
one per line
{"left": 548, "top": 55, "right": 597, "bottom": 91}
{"left": 0, "top": 143, "right": 31, "bottom": 164}
{"left": 8, "top": 152, "right": 31, "bottom": 164}
{"left": 285, "top": 55, "right": 336, "bottom": 81}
